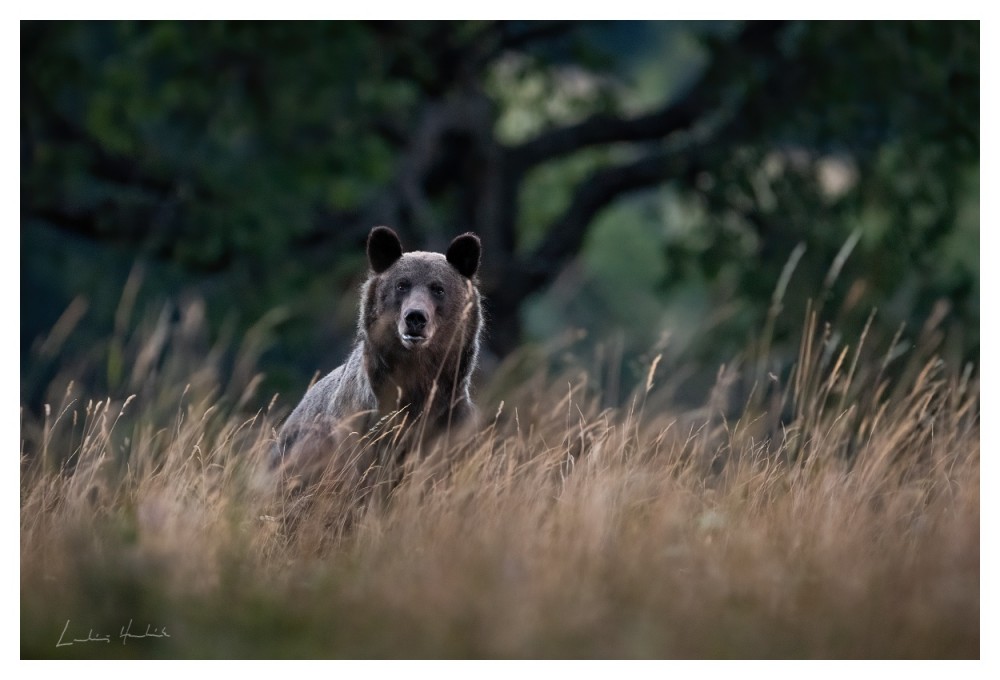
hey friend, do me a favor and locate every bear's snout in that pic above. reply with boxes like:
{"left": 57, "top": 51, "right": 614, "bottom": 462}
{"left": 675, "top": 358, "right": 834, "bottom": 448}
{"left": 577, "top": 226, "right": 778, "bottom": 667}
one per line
{"left": 398, "top": 290, "right": 435, "bottom": 349}
{"left": 404, "top": 309, "right": 428, "bottom": 334}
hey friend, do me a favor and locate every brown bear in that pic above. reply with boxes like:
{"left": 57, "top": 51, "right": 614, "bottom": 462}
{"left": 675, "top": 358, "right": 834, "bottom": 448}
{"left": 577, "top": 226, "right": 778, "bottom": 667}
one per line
{"left": 270, "top": 226, "right": 483, "bottom": 493}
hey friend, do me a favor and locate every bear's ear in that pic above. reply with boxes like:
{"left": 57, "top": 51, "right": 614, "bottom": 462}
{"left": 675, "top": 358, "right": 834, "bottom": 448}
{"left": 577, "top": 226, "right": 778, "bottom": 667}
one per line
{"left": 367, "top": 226, "right": 403, "bottom": 274}
{"left": 446, "top": 232, "right": 481, "bottom": 279}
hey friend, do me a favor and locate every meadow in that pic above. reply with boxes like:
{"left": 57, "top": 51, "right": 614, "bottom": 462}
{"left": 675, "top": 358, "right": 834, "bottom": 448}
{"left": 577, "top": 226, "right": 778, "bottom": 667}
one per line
{"left": 20, "top": 301, "right": 979, "bottom": 659}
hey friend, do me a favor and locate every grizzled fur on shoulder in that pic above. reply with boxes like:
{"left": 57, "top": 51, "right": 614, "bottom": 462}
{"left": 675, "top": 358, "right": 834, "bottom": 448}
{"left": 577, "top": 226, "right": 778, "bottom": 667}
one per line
{"left": 271, "top": 226, "right": 483, "bottom": 491}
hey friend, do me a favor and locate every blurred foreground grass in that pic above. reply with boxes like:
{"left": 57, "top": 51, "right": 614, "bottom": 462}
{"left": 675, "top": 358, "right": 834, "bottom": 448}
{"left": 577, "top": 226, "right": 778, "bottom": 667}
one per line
{"left": 20, "top": 299, "right": 978, "bottom": 659}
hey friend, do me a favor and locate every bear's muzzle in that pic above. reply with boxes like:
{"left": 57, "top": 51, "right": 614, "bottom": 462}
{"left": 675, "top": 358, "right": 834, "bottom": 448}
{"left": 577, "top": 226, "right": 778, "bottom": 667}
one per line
{"left": 399, "top": 290, "right": 435, "bottom": 349}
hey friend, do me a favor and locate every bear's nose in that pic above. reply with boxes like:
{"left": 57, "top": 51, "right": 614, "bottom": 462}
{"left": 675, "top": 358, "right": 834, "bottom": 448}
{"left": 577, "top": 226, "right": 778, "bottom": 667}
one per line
{"left": 404, "top": 309, "right": 428, "bottom": 334}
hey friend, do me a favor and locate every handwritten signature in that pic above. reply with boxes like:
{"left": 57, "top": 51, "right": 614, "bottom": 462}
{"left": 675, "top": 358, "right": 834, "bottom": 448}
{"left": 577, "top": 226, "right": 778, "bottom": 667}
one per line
{"left": 56, "top": 619, "right": 171, "bottom": 647}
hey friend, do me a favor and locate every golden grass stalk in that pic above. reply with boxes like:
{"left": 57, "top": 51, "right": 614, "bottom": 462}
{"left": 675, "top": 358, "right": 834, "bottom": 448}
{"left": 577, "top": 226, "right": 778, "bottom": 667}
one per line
{"left": 21, "top": 301, "right": 978, "bottom": 659}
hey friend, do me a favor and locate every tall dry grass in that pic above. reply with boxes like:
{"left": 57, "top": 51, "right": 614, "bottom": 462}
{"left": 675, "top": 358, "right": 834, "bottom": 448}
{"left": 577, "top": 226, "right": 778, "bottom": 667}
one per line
{"left": 20, "top": 298, "right": 978, "bottom": 658}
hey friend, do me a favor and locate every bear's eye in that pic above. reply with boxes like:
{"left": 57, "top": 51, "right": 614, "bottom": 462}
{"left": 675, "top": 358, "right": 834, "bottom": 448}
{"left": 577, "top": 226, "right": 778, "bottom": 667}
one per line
{"left": 395, "top": 280, "right": 410, "bottom": 293}
{"left": 430, "top": 283, "right": 445, "bottom": 298}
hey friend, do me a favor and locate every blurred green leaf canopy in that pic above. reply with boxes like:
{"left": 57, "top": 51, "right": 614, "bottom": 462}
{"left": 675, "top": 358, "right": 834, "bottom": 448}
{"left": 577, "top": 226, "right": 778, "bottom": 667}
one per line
{"left": 21, "top": 20, "right": 979, "bottom": 405}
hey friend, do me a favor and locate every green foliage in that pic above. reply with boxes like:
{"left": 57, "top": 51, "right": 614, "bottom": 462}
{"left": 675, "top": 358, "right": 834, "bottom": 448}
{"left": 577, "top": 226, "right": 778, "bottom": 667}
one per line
{"left": 21, "top": 20, "right": 979, "bottom": 407}
{"left": 562, "top": 21, "right": 979, "bottom": 376}
{"left": 24, "top": 21, "right": 404, "bottom": 261}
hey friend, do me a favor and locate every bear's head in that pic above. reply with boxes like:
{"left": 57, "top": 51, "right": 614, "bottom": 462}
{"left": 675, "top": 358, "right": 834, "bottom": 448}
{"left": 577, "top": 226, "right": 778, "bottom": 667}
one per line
{"left": 363, "top": 226, "right": 481, "bottom": 356}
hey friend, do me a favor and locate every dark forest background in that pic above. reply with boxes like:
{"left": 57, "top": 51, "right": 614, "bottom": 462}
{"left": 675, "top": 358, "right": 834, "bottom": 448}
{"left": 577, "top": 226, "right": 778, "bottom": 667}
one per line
{"left": 21, "top": 20, "right": 979, "bottom": 412}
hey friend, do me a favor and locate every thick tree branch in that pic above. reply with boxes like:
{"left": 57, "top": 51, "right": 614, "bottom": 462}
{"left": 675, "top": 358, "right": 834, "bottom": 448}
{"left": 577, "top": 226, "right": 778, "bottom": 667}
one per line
{"left": 480, "top": 147, "right": 708, "bottom": 354}
{"left": 509, "top": 96, "right": 709, "bottom": 173}
{"left": 525, "top": 151, "right": 702, "bottom": 289}
{"left": 507, "top": 21, "right": 787, "bottom": 172}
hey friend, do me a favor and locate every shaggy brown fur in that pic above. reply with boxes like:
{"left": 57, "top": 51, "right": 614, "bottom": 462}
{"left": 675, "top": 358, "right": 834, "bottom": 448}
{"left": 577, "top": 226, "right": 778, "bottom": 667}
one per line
{"left": 271, "top": 226, "right": 483, "bottom": 494}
